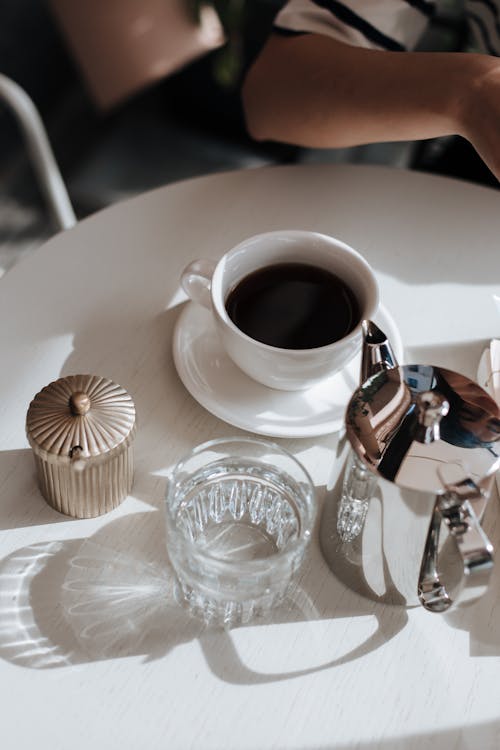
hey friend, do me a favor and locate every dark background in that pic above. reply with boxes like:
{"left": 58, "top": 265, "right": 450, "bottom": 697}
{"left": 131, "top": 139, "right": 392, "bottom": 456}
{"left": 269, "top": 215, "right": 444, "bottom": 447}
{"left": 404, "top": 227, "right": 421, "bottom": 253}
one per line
{"left": 0, "top": 1, "right": 287, "bottom": 216}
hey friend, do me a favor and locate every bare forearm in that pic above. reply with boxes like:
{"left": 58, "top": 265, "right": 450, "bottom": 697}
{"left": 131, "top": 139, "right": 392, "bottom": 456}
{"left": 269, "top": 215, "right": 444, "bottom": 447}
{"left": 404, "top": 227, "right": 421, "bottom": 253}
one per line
{"left": 242, "top": 34, "right": 492, "bottom": 149}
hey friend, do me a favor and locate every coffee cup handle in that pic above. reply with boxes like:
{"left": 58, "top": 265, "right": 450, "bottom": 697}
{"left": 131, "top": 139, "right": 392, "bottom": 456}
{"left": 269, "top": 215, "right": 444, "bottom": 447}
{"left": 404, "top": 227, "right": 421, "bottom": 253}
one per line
{"left": 181, "top": 259, "right": 216, "bottom": 309}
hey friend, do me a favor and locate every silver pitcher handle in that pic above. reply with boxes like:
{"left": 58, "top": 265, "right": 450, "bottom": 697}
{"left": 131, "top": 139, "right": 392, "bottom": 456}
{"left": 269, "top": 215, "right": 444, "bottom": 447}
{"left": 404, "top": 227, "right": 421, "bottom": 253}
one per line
{"left": 418, "top": 472, "right": 496, "bottom": 612}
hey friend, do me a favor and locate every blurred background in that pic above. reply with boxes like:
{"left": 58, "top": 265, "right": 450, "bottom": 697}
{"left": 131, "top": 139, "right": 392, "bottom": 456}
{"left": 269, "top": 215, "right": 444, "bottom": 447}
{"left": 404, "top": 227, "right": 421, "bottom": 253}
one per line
{"left": 0, "top": 0, "right": 496, "bottom": 277}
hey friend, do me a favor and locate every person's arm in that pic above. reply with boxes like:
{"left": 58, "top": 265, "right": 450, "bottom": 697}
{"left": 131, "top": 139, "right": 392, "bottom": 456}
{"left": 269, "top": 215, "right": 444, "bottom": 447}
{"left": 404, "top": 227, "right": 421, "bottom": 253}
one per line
{"left": 242, "top": 33, "right": 500, "bottom": 180}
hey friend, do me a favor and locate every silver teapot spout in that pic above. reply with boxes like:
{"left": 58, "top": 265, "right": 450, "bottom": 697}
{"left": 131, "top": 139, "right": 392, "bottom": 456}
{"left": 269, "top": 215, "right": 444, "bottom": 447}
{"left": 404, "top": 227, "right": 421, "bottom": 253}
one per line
{"left": 361, "top": 319, "right": 399, "bottom": 382}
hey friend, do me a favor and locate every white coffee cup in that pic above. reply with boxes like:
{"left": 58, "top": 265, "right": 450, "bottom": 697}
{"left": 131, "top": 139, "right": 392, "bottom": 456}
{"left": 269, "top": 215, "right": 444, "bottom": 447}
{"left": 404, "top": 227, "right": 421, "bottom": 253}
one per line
{"left": 181, "top": 230, "right": 379, "bottom": 391}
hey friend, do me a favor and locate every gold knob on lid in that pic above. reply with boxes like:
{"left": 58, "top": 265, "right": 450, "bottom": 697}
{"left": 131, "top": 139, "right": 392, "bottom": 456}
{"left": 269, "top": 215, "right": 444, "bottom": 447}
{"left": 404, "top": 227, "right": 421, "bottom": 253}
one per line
{"left": 69, "top": 391, "right": 91, "bottom": 416}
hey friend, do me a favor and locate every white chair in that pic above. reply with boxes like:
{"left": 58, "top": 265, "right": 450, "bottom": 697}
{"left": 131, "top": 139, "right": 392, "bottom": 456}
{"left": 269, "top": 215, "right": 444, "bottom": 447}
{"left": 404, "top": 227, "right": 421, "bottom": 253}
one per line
{"left": 0, "top": 72, "right": 76, "bottom": 232}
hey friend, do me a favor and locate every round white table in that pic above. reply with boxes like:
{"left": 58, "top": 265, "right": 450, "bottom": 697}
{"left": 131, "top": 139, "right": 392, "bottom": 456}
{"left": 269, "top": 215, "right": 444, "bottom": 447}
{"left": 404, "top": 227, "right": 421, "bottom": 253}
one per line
{"left": 1, "top": 164, "right": 499, "bottom": 750}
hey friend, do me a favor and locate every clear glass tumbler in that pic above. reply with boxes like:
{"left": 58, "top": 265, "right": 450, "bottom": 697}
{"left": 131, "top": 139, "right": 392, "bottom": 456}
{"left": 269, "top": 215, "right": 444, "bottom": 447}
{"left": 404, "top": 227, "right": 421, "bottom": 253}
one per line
{"left": 165, "top": 437, "right": 316, "bottom": 627}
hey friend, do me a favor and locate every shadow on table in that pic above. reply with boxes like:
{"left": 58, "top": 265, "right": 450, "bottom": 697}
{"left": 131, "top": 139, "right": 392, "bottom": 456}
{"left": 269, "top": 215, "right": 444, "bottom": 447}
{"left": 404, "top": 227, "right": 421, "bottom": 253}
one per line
{"left": 1, "top": 462, "right": 499, "bottom": 679}
{"left": 314, "top": 721, "right": 500, "bottom": 750}
{"left": 0, "top": 448, "right": 72, "bottom": 530}
{"left": 2, "top": 517, "right": 500, "bottom": 749}
{"left": 0, "top": 512, "right": 199, "bottom": 670}
{"left": 0, "top": 502, "right": 410, "bottom": 681}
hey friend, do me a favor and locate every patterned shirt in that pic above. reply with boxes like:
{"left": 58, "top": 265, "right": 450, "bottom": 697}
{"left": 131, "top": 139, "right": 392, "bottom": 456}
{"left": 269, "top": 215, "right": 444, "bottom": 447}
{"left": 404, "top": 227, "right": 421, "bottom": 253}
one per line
{"left": 273, "top": 0, "right": 500, "bottom": 55}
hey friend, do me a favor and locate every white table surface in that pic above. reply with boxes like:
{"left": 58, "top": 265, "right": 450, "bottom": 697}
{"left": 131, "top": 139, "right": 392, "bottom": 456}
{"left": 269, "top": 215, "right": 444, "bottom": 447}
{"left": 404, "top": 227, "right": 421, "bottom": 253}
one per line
{"left": 1, "top": 163, "right": 499, "bottom": 750}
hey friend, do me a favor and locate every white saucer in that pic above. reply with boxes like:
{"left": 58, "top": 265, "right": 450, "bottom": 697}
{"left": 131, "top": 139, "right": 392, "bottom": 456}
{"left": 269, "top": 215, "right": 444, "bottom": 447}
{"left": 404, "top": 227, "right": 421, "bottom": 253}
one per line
{"left": 173, "top": 302, "right": 404, "bottom": 438}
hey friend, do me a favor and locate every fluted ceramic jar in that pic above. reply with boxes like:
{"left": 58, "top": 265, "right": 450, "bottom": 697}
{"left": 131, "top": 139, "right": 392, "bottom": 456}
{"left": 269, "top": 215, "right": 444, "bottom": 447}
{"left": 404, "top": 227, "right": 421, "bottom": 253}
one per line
{"left": 26, "top": 374, "right": 136, "bottom": 518}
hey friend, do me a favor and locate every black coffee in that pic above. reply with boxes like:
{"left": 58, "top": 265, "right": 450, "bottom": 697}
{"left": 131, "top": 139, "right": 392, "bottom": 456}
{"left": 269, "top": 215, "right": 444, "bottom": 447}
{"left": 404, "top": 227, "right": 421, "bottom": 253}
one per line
{"left": 225, "top": 262, "right": 360, "bottom": 349}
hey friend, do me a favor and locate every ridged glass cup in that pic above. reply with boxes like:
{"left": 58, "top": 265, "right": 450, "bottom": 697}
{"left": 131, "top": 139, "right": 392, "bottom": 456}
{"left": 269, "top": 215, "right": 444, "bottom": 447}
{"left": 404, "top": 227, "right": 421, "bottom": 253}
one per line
{"left": 165, "top": 437, "right": 316, "bottom": 628}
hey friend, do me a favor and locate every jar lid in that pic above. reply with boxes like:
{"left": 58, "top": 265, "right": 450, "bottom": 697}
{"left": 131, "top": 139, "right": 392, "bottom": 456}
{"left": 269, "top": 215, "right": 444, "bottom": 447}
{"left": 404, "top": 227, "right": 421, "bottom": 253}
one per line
{"left": 26, "top": 374, "right": 136, "bottom": 463}
{"left": 346, "top": 364, "right": 500, "bottom": 493}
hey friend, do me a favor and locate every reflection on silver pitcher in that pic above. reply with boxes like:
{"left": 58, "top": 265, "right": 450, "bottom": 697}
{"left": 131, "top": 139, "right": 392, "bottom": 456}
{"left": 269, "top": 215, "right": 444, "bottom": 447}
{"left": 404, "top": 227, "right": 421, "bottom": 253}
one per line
{"left": 324, "top": 321, "right": 500, "bottom": 612}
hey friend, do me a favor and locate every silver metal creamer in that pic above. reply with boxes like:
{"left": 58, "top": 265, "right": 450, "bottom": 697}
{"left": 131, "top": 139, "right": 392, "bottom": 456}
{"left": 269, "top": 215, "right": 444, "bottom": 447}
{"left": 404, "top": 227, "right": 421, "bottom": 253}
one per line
{"left": 321, "top": 322, "right": 500, "bottom": 612}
